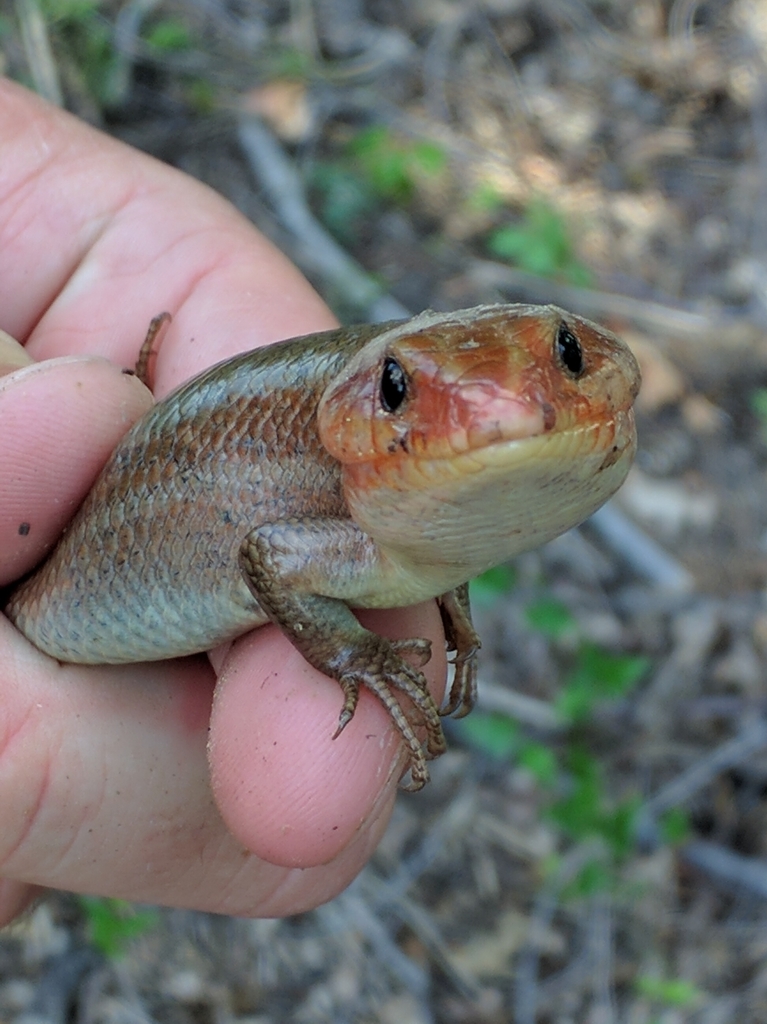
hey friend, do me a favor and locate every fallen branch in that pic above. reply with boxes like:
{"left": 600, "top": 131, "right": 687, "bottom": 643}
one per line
{"left": 238, "top": 115, "right": 410, "bottom": 323}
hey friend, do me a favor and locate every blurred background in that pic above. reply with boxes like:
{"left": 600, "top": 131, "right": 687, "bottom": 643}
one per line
{"left": 4, "top": 1, "right": 767, "bottom": 1021}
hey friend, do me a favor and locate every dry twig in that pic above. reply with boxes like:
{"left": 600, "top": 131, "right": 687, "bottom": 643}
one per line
{"left": 238, "top": 115, "right": 410, "bottom": 322}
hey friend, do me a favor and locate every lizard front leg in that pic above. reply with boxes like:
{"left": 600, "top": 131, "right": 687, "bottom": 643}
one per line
{"left": 239, "top": 518, "right": 446, "bottom": 790}
{"left": 438, "top": 582, "right": 481, "bottom": 717}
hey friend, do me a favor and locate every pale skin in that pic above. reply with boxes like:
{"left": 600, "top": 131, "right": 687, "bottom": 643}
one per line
{"left": 0, "top": 79, "right": 446, "bottom": 923}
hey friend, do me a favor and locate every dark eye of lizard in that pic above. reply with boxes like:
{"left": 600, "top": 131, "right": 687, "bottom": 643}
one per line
{"left": 380, "top": 357, "right": 408, "bottom": 412}
{"left": 556, "top": 322, "right": 585, "bottom": 377}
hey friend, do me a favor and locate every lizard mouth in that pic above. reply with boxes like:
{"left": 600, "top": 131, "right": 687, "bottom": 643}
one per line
{"left": 344, "top": 407, "right": 637, "bottom": 574}
{"left": 397, "top": 408, "right": 637, "bottom": 486}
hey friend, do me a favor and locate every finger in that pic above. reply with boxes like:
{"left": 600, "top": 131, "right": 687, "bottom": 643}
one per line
{"left": 0, "top": 79, "right": 336, "bottom": 392}
{"left": 0, "top": 880, "right": 42, "bottom": 927}
{"left": 0, "top": 621, "right": 393, "bottom": 916}
{"left": 0, "top": 329, "right": 33, "bottom": 378}
{"left": 0, "top": 357, "right": 152, "bottom": 582}
{"left": 209, "top": 603, "right": 448, "bottom": 867}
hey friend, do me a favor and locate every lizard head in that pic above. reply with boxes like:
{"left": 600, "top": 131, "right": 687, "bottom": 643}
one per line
{"left": 317, "top": 304, "right": 640, "bottom": 582}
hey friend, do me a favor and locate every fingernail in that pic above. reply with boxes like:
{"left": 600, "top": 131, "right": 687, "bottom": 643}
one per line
{"left": 0, "top": 330, "right": 33, "bottom": 378}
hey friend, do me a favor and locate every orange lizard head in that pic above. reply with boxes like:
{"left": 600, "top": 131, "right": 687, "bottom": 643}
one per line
{"left": 317, "top": 304, "right": 640, "bottom": 586}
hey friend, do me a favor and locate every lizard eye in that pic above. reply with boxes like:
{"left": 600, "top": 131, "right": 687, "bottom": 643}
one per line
{"left": 380, "top": 357, "right": 408, "bottom": 412}
{"left": 556, "top": 322, "right": 585, "bottom": 377}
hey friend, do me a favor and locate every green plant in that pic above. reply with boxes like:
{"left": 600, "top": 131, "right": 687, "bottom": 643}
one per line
{"left": 455, "top": 585, "right": 653, "bottom": 893}
{"left": 266, "top": 46, "right": 315, "bottom": 80}
{"left": 469, "top": 564, "right": 518, "bottom": 603}
{"left": 458, "top": 713, "right": 560, "bottom": 786}
{"left": 658, "top": 806, "right": 690, "bottom": 845}
{"left": 517, "top": 737, "right": 558, "bottom": 786}
{"left": 79, "top": 896, "right": 159, "bottom": 958}
{"left": 311, "top": 125, "right": 446, "bottom": 243}
{"left": 635, "top": 974, "right": 704, "bottom": 1009}
{"left": 348, "top": 125, "right": 446, "bottom": 203}
{"left": 184, "top": 77, "right": 217, "bottom": 115}
{"left": 524, "top": 596, "right": 576, "bottom": 638}
{"left": 488, "top": 198, "right": 592, "bottom": 286}
{"left": 551, "top": 745, "right": 640, "bottom": 860}
{"left": 458, "top": 711, "right": 520, "bottom": 759}
{"left": 310, "top": 162, "right": 377, "bottom": 245}
{"left": 35, "top": 4, "right": 202, "bottom": 108}
{"left": 42, "top": 0, "right": 100, "bottom": 18}
{"left": 750, "top": 387, "right": 767, "bottom": 445}
{"left": 144, "top": 17, "right": 192, "bottom": 52}
{"left": 40, "top": 0, "right": 119, "bottom": 105}
{"left": 467, "top": 181, "right": 505, "bottom": 213}
{"left": 557, "top": 643, "right": 650, "bottom": 723}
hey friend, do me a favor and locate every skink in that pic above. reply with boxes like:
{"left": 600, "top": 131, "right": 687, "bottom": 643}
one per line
{"left": 5, "top": 304, "right": 640, "bottom": 788}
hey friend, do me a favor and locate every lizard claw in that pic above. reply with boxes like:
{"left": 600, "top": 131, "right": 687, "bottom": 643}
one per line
{"left": 331, "top": 637, "right": 446, "bottom": 789}
{"left": 389, "top": 636, "right": 432, "bottom": 668}
{"left": 332, "top": 676, "right": 360, "bottom": 738}
{"left": 442, "top": 647, "right": 479, "bottom": 718}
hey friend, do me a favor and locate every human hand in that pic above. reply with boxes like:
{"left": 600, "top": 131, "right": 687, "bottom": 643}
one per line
{"left": 0, "top": 79, "right": 446, "bottom": 923}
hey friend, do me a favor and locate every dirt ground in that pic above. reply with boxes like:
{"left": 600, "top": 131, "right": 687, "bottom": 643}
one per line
{"left": 3, "top": 1, "right": 767, "bottom": 1021}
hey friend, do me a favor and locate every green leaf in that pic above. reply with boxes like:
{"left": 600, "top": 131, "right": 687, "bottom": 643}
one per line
{"left": 311, "top": 162, "right": 375, "bottom": 244}
{"left": 145, "top": 18, "right": 192, "bottom": 52}
{"left": 751, "top": 387, "right": 767, "bottom": 444}
{"left": 349, "top": 126, "right": 411, "bottom": 201}
{"left": 411, "top": 141, "right": 446, "bottom": 176}
{"left": 635, "top": 975, "right": 704, "bottom": 1007}
{"left": 562, "top": 858, "right": 611, "bottom": 898}
{"left": 470, "top": 564, "right": 517, "bottom": 600}
{"left": 79, "top": 897, "right": 158, "bottom": 958}
{"left": 185, "top": 78, "right": 217, "bottom": 115}
{"left": 518, "top": 740, "right": 558, "bottom": 786}
{"left": 600, "top": 796, "right": 641, "bottom": 860}
{"left": 525, "top": 597, "right": 575, "bottom": 638}
{"left": 269, "top": 47, "right": 313, "bottom": 78}
{"left": 456, "top": 712, "right": 519, "bottom": 759}
{"left": 557, "top": 644, "right": 650, "bottom": 723}
{"left": 487, "top": 198, "right": 592, "bottom": 285}
{"left": 550, "top": 746, "right": 602, "bottom": 839}
{"left": 549, "top": 746, "right": 640, "bottom": 859}
{"left": 488, "top": 224, "right": 531, "bottom": 262}
{"left": 565, "top": 261, "right": 593, "bottom": 288}
{"left": 467, "top": 182, "right": 504, "bottom": 212}
{"left": 41, "top": 0, "right": 100, "bottom": 21}
{"left": 750, "top": 387, "right": 767, "bottom": 418}
{"left": 347, "top": 126, "right": 445, "bottom": 204}
{"left": 579, "top": 645, "right": 650, "bottom": 694}
{"left": 658, "top": 807, "right": 690, "bottom": 845}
